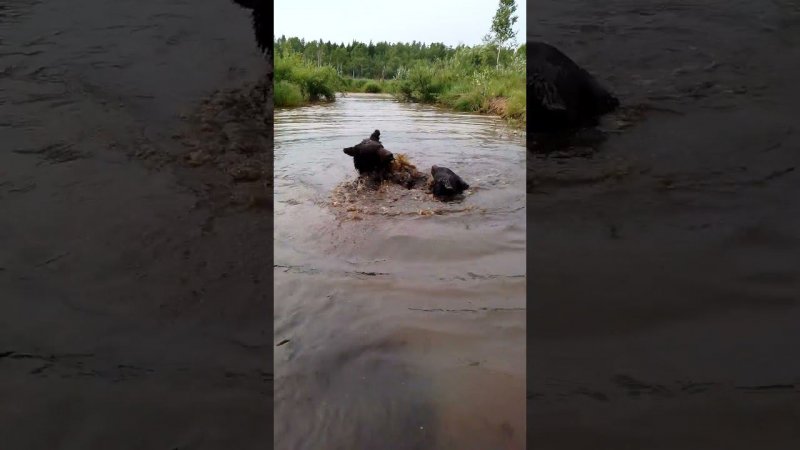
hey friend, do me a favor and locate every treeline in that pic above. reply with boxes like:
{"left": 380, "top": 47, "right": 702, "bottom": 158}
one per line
{"left": 275, "top": 35, "right": 525, "bottom": 80}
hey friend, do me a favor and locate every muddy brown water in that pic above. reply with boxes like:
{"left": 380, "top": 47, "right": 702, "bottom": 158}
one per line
{"left": 530, "top": 1, "right": 800, "bottom": 448}
{"left": 274, "top": 94, "right": 526, "bottom": 449}
{"left": 1, "top": 1, "right": 271, "bottom": 449}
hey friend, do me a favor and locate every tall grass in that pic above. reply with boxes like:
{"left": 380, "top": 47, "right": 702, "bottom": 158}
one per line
{"left": 274, "top": 44, "right": 526, "bottom": 126}
{"left": 274, "top": 51, "right": 343, "bottom": 107}
{"left": 340, "top": 78, "right": 399, "bottom": 94}
{"left": 393, "top": 47, "right": 526, "bottom": 125}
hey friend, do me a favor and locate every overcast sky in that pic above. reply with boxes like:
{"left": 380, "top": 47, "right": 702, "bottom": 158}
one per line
{"left": 274, "top": 0, "right": 526, "bottom": 47}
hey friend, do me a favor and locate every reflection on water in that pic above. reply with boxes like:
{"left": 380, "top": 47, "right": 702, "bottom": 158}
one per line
{"left": 274, "top": 94, "right": 526, "bottom": 450}
{"left": 530, "top": 0, "right": 800, "bottom": 447}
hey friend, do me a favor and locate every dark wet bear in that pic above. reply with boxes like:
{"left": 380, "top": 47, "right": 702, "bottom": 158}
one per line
{"left": 528, "top": 41, "right": 619, "bottom": 133}
{"left": 343, "top": 130, "right": 394, "bottom": 175}
{"left": 369, "top": 129, "right": 381, "bottom": 143}
{"left": 430, "top": 165, "right": 469, "bottom": 198}
{"left": 343, "top": 142, "right": 394, "bottom": 175}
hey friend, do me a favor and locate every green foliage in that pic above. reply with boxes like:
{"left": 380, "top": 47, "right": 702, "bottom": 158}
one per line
{"left": 388, "top": 46, "right": 525, "bottom": 124}
{"left": 294, "top": 64, "right": 340, "bottom": 101}
{"left": 274, "top": 50, "right": 343, "bottom": 106}
{"left": 273, "top": 36, "right": 525, "bottom": 125}
{"left": 339, "top": 78, "right": 399, "bottom": 94}
{"left": 345, "top": 78, "right": 367, "bottom": 91}
{"left": 485, "top": 0, "right": 519, "bottom": 67}
{"left": 274, "top": 80, "right": 305, "bottom": 107}
{"left": 489, "top": 0, "right": 519, "bottom": 47}
{"left": 397, "top": 64, "right": 438, "bottom": 102}
{"left": 363, "top": 81, "right": 382, "bottom": 93}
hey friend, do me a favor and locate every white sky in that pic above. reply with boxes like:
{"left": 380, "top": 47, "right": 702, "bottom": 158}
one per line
{"left": 274, "top": 0, "right": 526, "bottom": 47}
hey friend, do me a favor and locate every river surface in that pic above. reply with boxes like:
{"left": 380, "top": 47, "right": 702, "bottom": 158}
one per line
{"left": 1, "top": 1, "right": 271, "bottom": 449}
{"left": 274, "top": 94, "right": 526, "bottom": 450}
{"left": 530, "top": 1, "right": 800, "bottom": 448}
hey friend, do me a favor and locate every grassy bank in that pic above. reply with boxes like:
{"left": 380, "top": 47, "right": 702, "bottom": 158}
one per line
{"left": 391, "top": 47, "right": 526, "bottom": 126}
{"left": 275, "top": 46, "right": 526, "bottom": 127}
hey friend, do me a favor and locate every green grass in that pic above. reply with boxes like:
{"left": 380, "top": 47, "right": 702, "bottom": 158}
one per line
{"left": 274, "top": 45, "right": 526, "bottom": 126}
{"left": 363, "top": 81, "right": 382, "bottom": 93}
{"left": 274, "top": 51, "right": 343, "bottom": 107}
{"left": 274, "top": 80, "right": 305, "bottom": 107}
{"left": 391, "top": 55, "right": 526, "bottom": 125}
{"left": 339, "top": 78, "right": 400, "bottom": 94}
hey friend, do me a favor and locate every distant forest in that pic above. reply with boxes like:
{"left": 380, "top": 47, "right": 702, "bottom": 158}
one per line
{"left": 274, "top": 35, "right": 526, "bottom": 80}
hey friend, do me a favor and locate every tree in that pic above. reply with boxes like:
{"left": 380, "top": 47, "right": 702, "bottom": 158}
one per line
{"left": 485, "top": 0, "right": 518, "bottom": 68}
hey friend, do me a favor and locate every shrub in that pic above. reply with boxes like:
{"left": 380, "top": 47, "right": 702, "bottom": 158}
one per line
{"left": 274, "top": 50, "right": 342, "bottom": 105}
{"left": 363, "top": 81, "right": 382, "bottom": 93}
{"left": 274, "top": 81, "right": 304, "bottom": 107}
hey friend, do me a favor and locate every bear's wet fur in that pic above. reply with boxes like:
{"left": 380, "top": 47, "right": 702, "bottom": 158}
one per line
{"left": 528, "top": 41, "right": 619, "bottom": 134}
{"left": 343, "top": 143, "right": 394, "bottom": 176}
{"left": 342, "top": 132, "right": 471, "bottom": 200}
{"left": 369, "top": 129, "right": 381, "bottom": 142}
{"left": 430, "top": 165, "right": 469, "bottom": 198}
{"left": 343, "top": 130, "right": 394, "bottom": 176}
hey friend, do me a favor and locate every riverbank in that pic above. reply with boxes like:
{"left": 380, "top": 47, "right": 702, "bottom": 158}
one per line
{"left": 274, "top": 46, "right": 525, "bottom": 127}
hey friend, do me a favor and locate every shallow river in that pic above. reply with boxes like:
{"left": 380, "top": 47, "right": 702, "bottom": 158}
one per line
{"left": 530, "top": 1, "right": 800, "bottom": 448}
{"left": 274, "top": 94, "right": 526, "bottom": 450}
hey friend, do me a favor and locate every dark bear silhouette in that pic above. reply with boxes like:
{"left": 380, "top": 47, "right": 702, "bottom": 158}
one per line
{"left": 231, "top": 0, "right": 269, "bottom": 55}
{"left": 430, "top": 165, "right": 469, "bottom": 198}
{"left": 355, "top": 129, "right": 381, "bottom": 147}
{"left": 343, "top": 133, "right": 394, "bottom": 175}
{"left": 528, "top": 41, "right": 619, "bottom": 133}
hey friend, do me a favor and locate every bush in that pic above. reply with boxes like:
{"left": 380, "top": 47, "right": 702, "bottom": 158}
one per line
{"left": 363, "top": 81, "right": 382, "bottom": 93}
{"left": 274, "top": 50, "right": 342, "bottom": 105}
{"left": 390, "top": 49, "right": 525, "bottom": 125}
{"left": 304, "top": 66, "right": 340, "bottom": 101}
{"left": 452, "top": 90, "right": 485, "bottom": 112}
{"left": 345, "top": 78, "right": 367, "bottom": 92}
{"left": 380, "top": 79, "right": 399, "bottom": 94}
{"left": 274, "top": 80, "right": 305, "bottom": 107}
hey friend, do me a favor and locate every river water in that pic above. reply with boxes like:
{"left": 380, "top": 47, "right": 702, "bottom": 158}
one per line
{"left": 274, "top": 94, "right": 526, "bottom": 449}
{"left": 530, "top": 1, "right": 800, "bottom": 448}
{"left": 1, "top": 1, "right": 272, "bottom": 449}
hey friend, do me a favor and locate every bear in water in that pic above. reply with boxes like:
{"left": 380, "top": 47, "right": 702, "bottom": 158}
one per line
{"left": 528, "top": 41, "right": 619, "bottom": 134}
{"left": 343, "top": 134, "right": 394, "bottom": 175}
{"left": 353, "top": 129, "right": 381, "bottom": 147}
{"left": 430, "top": 165, "right": 469, "bottom": 198}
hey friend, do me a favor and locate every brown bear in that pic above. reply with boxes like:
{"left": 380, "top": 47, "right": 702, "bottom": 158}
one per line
{"left": 343, "top": 131, "right": 394, "bottom": 175}
{"left": 430, "top": 165, "right": 469, "bottom": 198}
{"left": 529, "top": 41, "right": 619, "bottom": 134}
